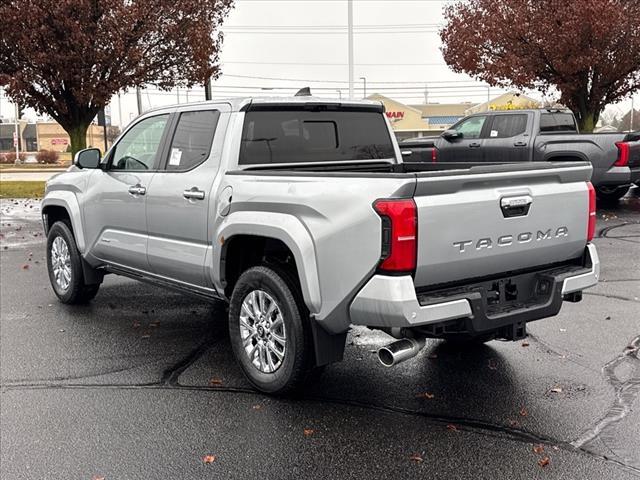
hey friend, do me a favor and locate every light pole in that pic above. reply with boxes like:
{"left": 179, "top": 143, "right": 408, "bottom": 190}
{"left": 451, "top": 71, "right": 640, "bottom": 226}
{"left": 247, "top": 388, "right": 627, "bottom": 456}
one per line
{"left": 347, "top": 0, "right": 354, "bottom": 99}
{"left": 14, "top": 102, "right": 19, "bottom": 162}
{"left": 631, "top": 96, "right": 635, "bottom": 132}
{"left": 360, "top": 77, "right": 367, "bottom": 98}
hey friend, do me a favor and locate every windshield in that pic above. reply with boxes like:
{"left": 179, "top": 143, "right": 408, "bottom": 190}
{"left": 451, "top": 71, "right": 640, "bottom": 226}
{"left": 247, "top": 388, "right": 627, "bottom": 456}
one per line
{"left": 239, "top": 107, "right": 395, "bottom": 165}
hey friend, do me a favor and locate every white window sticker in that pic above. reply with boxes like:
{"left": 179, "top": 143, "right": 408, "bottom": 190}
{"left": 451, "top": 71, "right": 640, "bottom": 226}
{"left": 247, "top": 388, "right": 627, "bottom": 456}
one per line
{"left": 169, "top": 148, "right": 182, "bottom": 166}
{"left": 490, "top": 130, "right": 499, "bottom": 137}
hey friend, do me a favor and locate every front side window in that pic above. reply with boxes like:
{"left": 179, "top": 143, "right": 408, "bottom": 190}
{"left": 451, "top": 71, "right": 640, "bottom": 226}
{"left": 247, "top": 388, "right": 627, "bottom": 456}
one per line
{"left": 489, "top": 114, "right": 528, "bottom": 138}
{"left": 239, "top": 108, "right": 395, "bottom": 165}
{"left": 455, "top": 116, "right": 487, "bottom": 139}
{"left": 110, "top": 114, "right": 169, "bottom": 171}
{"left": 165, "top": 110, "right": 219, "bottom": 171}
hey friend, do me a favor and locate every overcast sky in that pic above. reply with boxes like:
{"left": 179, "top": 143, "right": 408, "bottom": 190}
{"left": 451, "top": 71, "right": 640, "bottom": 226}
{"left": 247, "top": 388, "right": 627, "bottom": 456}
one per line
{"left": 0, "top": 0, "right": 636, "bottom": 127}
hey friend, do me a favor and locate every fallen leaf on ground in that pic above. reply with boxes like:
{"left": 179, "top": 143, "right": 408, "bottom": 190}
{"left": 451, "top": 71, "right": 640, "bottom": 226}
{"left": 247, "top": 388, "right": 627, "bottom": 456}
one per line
{"left": 533, "top": 444, "right": 544, "bottom": 454}
{"left": 519, "top": 407, "right": 528, "bottom": 417}
{"left": 446, "top": 424, "right": 459, "bottom": 432}
{"left": 91, "top": 475, "right": 105, "bottom": 480}
{"left": 303, "top": 428, "right": 315, "bottom": 436}
{"left": 559, "top": 328, "right": 567, "bottom": 332}
{"left": 209, "top": 378, "right": 223, "bottom": 386}
{"left": 21, "top": 264, "right": 29, "bottom": 270}
{"left": 605, "top": 316, "right": 611, "bottom": 320}
{"left": 521, "top": 341, "right": 530, "bottom": 347}
{"left": 538, "top": 456, "right": 550, "bottom": 467}
{"left": 252, "top": 405, "right": 263, "bottom": 410}
{"left": 549, "top": 387, "right": 563, "bottom": 394}
{"left": 140, "top": 334, "right": 150, "bottom": 339}
{"left": 416, "top": 392, "right": 435, "bottom": 399}
{"left": 409, "top": 454, "right": 424, "bottom": 463}
{"left": 202, "top": 455, "right": 216, "bottom": 464}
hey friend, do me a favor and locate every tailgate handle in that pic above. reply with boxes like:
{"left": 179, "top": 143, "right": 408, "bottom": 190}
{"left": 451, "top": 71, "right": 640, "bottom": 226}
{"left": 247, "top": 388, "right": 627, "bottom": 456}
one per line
{"left": 500, "top": 195, "right": 532, "bottom": 218}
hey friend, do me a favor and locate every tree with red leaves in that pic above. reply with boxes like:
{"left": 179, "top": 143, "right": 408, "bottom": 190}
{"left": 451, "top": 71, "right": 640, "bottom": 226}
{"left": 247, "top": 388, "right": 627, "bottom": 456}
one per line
{"left": 0, "top": 0, "right": 234, "bottom": 154}
{"left": 440, "top": 0, "right": 640, "bottom": 132}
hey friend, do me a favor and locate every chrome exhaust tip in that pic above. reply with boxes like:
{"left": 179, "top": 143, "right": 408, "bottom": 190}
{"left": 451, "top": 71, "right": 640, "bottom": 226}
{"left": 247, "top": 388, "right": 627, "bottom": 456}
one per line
{"left": 377, "top": 337, "right": 426, "bottom": 367}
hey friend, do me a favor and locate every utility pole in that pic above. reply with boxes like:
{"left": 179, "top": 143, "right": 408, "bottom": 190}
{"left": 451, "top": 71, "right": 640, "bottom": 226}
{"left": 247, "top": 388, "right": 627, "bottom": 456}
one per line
{"left": 631, "top": 96, "right": 635, "bottom": 132}
{"left": 136, "top": 87, "right": 143, "bottom": 115}
{"left": 486, "top": 86, "right": 491, "bottom": 111}
{"left": 14, "top": 102, "right": 20, "bottom": 162}
{"left": 424, "top": 85, "right": 429, "bottom": 104}
{"left": 186, "top": 88, "right": 189, "bottom": 104}
{"left": 347, "top": 0, "right": 354, "bottom": 100}
{"left": 176, "top": 87, "right": 180, "bottom": 104}
{"left": 117, "top": 93, "right": 123, "bottom": 128}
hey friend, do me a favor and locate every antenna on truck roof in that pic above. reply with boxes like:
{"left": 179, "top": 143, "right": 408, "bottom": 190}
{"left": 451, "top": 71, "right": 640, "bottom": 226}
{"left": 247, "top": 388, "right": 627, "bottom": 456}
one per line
{"left": 295, "top": 87, "right": 312, "bottom": 97}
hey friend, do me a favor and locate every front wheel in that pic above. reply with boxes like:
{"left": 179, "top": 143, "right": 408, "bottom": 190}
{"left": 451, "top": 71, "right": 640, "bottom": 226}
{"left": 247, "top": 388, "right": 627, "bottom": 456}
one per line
{"left": 596, "top": 185, "right": 629, "bottom": 202}
{"left": 228, "top": 266, "right": 315, "bottom": 395}
{"left": 46, "top": 221, "right": 100, "bottom": 304}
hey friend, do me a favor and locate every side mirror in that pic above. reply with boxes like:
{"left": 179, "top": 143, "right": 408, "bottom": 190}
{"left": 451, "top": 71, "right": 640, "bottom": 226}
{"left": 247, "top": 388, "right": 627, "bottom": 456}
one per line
{"left": 74, "top": 148, "right": 101, "bottom": 169}
{"left": 442, "top": 129, "right": 462, "bottom": 141}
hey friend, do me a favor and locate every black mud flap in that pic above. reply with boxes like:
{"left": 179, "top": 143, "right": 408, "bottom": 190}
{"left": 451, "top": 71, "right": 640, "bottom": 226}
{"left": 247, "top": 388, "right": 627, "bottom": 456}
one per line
{"left": 310, "top": 319, "right": 347, "bottom": 367}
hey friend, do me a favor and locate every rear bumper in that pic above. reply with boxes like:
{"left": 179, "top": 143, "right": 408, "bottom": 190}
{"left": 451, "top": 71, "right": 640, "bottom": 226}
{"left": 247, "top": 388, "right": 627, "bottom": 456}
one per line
{"left": 349, "top": 244, "right": 599, "bottom": 330}
{"left": 596, "top": 166, "right": 640, "bottom": 188}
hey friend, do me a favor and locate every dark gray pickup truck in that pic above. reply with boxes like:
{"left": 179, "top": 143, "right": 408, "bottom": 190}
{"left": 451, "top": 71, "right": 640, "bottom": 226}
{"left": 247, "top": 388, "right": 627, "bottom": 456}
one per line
{"left": 400, "top": 109, "right": 640, "bottom": 201}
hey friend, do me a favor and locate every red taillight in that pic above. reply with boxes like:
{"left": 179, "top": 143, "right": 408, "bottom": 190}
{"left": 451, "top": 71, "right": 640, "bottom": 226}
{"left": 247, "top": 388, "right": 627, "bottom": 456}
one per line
{"left": 587, "top": 182, "right": 596, "bottom": 242}
{"left": 614, "top": 142, "right": 629, "bottom": 167}
{"left": 431, "top": 148, "right": 437, "bottom": 163}
{"left": 373, "top": 199, "right": 417, "bottom": 273}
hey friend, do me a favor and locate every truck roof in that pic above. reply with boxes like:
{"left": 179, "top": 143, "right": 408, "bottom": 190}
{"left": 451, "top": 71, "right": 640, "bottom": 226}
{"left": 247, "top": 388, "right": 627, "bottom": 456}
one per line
{"left": 139, "top": 96, "right": 384, "bottom": 115}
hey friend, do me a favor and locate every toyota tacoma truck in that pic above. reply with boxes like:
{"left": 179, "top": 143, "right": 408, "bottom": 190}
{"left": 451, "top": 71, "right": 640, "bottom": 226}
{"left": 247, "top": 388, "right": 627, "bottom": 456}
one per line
{"left": 399, "top": 109, "right": 640, "bottom": 202}
{"left": 42, "top": 96, "right": 600, "bottom": 394}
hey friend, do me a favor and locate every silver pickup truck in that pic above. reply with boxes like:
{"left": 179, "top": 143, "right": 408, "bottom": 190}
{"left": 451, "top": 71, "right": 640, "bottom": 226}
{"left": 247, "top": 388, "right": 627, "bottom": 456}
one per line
{"left": 42, "top": 96, "right": 600, "bottom": 394}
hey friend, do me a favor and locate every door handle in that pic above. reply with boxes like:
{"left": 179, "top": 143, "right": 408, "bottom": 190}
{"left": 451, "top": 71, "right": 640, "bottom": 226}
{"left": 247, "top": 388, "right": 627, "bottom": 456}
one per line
{"left": 514, "top": 141, "right": 527, "bottom": 147}
{"left": 469, "top": 142, "right": 482, "bottom": 148}
{"left": 183, "top": 187, "right": 206, "bottom": 200}
{"left": 128, "top": 184, "right": 146, "bottom": 196}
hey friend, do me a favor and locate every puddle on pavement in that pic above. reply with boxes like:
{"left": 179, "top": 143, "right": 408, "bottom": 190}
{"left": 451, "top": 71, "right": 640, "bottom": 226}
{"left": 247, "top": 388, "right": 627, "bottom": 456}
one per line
{"left": 0, "top": 198, "right": 44, "bottom": 249}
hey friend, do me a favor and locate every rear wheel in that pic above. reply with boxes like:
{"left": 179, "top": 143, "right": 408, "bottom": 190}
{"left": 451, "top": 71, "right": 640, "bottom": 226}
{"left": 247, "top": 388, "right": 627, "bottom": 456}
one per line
{"left": 46, "top": 221, "right": 100, "bottom": 304}
{"left": 228, "top": 265, "right": 316, "bottom": 394}
{"left": 596, "top": 185, "right": 629, "bottom": 202}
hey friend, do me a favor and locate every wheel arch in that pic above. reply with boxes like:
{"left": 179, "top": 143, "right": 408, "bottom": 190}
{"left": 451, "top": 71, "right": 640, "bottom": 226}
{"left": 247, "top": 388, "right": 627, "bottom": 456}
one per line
{"left": 41, "top": 191, "right": 86, "bottom": 253}
{"left": 214, "top": 212, "right": 321, "bottom": 314}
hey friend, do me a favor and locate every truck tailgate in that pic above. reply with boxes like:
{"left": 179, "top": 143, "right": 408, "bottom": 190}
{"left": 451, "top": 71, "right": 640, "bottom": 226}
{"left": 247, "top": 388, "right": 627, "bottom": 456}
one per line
{"left": 412, "top": 162, "right": 592, "bottom": 288}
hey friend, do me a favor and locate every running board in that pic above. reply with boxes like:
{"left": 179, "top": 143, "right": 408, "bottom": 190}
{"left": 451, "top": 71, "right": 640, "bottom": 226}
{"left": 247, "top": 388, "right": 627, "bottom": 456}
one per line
{"left": 102, "top": 264, "right": 223, "bottom": 303}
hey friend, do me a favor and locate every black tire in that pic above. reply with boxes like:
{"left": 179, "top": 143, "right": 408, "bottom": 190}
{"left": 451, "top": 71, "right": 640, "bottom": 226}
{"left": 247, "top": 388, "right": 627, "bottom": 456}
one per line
{"left": 596, "top": 185, "right": 629, "bottom": 202}
{"left": 46, "top": 221, "right": 100, "bottom": 304}
{"left": 228, "top": 265, "right": 315, "bottom": 395}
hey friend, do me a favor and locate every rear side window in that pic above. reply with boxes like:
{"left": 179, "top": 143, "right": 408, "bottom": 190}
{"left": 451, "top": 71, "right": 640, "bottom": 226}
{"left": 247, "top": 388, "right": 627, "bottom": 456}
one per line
{"left": 489, "top": 114, "right": 528, "bottom": 138}
{"left": 166, "top": 110, "right": 219, "bottom": 171}
{"left": 239, "top": 108, "right": 395, "bottom": 165}
{"left": 540, "top": 113, "right": 577, "bottom": 133}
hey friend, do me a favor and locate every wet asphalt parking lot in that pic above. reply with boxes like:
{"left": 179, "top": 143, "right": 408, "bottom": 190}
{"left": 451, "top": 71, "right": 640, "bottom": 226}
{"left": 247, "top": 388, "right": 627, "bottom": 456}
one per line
{"left": 1, "top": 188, "right": 639, "bottom": 480}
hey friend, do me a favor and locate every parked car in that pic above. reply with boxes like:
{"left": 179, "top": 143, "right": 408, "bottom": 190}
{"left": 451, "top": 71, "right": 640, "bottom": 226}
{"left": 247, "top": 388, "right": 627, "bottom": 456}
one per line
{"left": 42, "top": 97, "right": 599, "bottom": 394}
{"left": 400, "top": 109, "right": 640, "bottom": 202}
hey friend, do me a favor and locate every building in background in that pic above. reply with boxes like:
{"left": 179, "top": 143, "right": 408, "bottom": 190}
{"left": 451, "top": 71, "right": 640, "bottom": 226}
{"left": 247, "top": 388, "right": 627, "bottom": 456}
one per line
{"left": 464, "top": 91, "right": 541, "bottom": 115}
{"left": 0, "top": 121, "right": 114, "bottom": 153}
